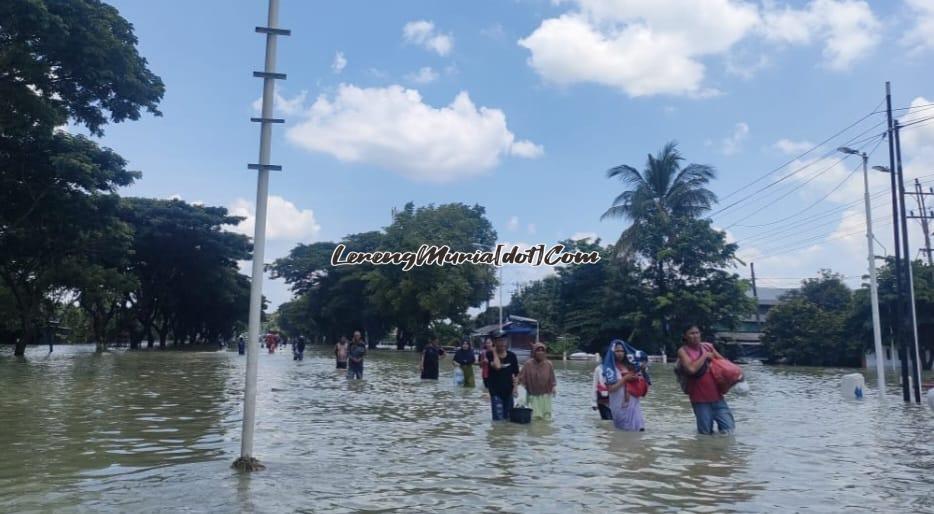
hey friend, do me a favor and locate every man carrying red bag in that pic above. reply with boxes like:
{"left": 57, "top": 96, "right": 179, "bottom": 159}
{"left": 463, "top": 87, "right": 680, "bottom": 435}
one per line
{"left": 676, "top": 326, "right": 737, "bottom": 435}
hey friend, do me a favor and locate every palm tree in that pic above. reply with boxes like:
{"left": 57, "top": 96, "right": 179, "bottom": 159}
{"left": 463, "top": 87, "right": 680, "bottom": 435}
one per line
{"left": 601, "top": 142, "right": 717, "bottom": 253}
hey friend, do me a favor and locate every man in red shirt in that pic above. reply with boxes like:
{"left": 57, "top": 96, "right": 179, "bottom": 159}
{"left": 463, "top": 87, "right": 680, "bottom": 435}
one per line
{"left": 677, "top": 326, "right": 735, "bottom": 434}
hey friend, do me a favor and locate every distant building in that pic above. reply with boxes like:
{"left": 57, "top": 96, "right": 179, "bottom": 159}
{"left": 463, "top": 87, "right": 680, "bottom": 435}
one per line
{"left": 470, "top": 315, "right": 538, "bottom": 362}
{"left": 865, "top": 346, "right": 932, "bottom": 372}
{"left": 715, "top": 287, "right": 790, "bottom": 357}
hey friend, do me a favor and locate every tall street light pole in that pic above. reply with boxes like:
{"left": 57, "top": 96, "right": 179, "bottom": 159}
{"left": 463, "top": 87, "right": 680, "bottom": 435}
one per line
{"left": 235, "top": 0, "right": 289, "bottom": 472}
{"left": 839, "top": 147, "right": 885, "bottom": 396}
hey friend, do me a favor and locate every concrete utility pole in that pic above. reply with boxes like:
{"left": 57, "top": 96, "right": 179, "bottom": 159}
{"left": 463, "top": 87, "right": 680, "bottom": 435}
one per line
{"left": 893, "top": 120, "right": 923, "bottom": 403}
{"left": 907, "top": 178, "right": 934, "bottom": 266}
{"left": 235, "top": 0, "right": 289, "bottom": 472}
{"left": 839, "top": 148, "right": 885, "bottom": 395}
{"left": 884, "top": 82, "right": 910, "bottom": 402}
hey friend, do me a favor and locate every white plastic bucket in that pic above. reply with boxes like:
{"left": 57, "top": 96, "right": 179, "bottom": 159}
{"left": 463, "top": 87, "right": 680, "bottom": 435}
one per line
{"left": 840, "top": 373, "right": 866, "bottom": 400}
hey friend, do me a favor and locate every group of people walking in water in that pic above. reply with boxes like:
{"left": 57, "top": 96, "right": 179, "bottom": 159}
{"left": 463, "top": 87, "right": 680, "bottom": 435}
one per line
{"left": 318, "top": 324, "right": 738, "bottom": 435}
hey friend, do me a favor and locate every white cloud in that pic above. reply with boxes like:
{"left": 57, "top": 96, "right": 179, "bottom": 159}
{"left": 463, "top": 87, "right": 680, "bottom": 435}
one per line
{"left": 251, "top": 90, "right": 308, "bottom": 117}
{"left": 721, "top": 122, "right": 750, "bottom": 156}
{"left": 774, "top": 138, "right": 815, "bottom": 156}
{"left": 902, "top": 0, "right": 934, "bottom": 54}
{"left": 403, "top": 20, "right": 453, "bottom": 56}
{"left": 509, "top": 139, "right": 545, "bottom": 158}
{"left": 168, "top": 193, "right": 183, "bottom": 201}
{"left": 332, "top": 51, "right": 347, "bottom": 73}
{"left": 518, "top": 0, "right": 880, "bottom": 97}
{"left": 227, "top": 195, "right": 321, "bottom": 242}
{"left": 527, "top": 223, "right": 537, "bottom": 235}
{"left": 285, "top": 84, "right": 542, "bottom": 183}
{"left": 571, "top": 231, "right": 598, "bottom": 241}
{"left": 507, "top": 216, "right": 520, "bottom": 231}
{"left": 761, "top": 0, "right": 880, "bottom": 70}
{"left": 783, "top": 153, "right": 878, "bottom": 204}
{"left": 518, "top": 1, "right": 759, "bottom": 97}
{"left": 406, "top": 66, "right": 439, "bottom": 84}
{"left": 725, "top": 52, "right": 770, "bottom": 79}
{"left": 899, "top": 96, "right": 934, "bottom": 186}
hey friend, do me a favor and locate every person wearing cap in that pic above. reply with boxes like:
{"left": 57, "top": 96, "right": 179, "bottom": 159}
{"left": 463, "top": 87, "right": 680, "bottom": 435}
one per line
{"left": 485, "top": 331, "right": 519, "bottom": 421}
{"left": 518, "top": 343, "right": 557, "bottom": 420}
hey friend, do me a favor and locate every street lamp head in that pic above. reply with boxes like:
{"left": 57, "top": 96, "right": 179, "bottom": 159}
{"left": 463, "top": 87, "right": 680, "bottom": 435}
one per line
{"left": 837, "top": 146, "right": 859, "bottom": 155}
{"left": 872, "top": 165, "right": 891, "bottom": 173}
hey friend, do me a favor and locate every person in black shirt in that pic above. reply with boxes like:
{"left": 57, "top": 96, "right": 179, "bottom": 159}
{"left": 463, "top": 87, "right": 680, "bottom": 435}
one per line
{"left": 420, "top": 337, "right": 445, "bottom": 379}
{"left": 485, "top": 333, "right": 519, "bottom": 421}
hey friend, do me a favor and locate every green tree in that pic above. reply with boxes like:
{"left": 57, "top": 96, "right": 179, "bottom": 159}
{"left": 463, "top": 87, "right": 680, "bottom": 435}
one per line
{"left": 601, "top": 141, "right": 717, "bottom": 253}
{"left": 120, "top": 198, "right": 251, "bottom": 349}
{"left": 1, "top": 0, "right": 163, "bottom": 356}
{"left": 762, "top": 270, "right": 858, "bottom": 366}
{"left": 270, "top": 233, "right": 391, "bottom": 346}
{"left": 364, "top": 203, "right": 496, "bottom": 350}
{"left": 1, "top": 0, "right": 164, "bottom": 136}
{"left": 272, "top": 203, "right": 497, "bottom": 350}
{"left": 509, "top": 239, "right": 644, "bottom": 353}
{"left": 600, "top": 143, "right": 749, "bottom": 353}
{"left": 848, "top": 259, "right": 934, "bottom": 370}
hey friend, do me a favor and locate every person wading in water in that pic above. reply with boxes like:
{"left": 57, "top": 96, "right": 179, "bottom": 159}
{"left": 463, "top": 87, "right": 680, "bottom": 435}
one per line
{"left": 676, "top": 326, "right": 735, "bottom": 434}
{"left": 335, "top": 336, "right": 350, "bottom": 370}
{"left": 485, "top": 331, "right": 519, "bottom": 421}
{"left": 419, "top": 337, "right": 445, "bottom": 380}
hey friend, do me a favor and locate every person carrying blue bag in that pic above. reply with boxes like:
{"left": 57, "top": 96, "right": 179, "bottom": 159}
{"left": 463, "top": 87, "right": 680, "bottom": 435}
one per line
{"left": 603, "top": 339, "right": 651, "bottom": 431}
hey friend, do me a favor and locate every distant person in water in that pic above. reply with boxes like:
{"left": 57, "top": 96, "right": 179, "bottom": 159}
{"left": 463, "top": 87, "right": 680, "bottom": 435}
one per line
{"left": 452, "top": 339, "right": 476, "bottom": 388}
{"left": 677, "top": 326, "right": 735, "bottom": 435}
{"left": 479, "top": 339, "right": 493, "bottom": 392}
{"left": 420, "top": 337, "right": 445, "bottom": 380}
{"left": 265, "top": 333, "right": 278, "bottom": 354}
{"left": 347, "top": 331, "right": 367, "bottom": 380}
{"left": 592, "top": 362, "right": 612, "bottom": 420}
{"left": 238, "top": 336, "right": 245, "bottom": 355}
{"left": 518, "top": 343, "right": 557, "bottom": 420}
{"left": 485, "top": 332, "right": 519, "bottom": 421}
{"left": 335, "top": 336, "right": 349, "bottom": 369}
{"left": 293, "top": 336, "right": 306, "bottom": 361}
{"left": 605, "top": 341, "right": 649, "bottom": 431}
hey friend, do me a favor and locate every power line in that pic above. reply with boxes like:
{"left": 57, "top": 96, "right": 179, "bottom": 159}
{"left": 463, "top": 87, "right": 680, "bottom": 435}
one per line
{"left": 732, "top": 175, "right": 934, "bottom": 240}
{"left": 713, "top": 116, "right": 890, "bottom": 220}
{"left": 871, "top": 102, "right": 934, "bottom": 114}
{"left": 712, "top": 98, "right": 886, "bottom": 212}
{"left": 724, "top": 134, "right": 887, "bottom": 230}
{"left": 754, "top": 217, "right": 893, "bottom": 258}
{"left": 736, "top": 195, "right": 892, "bottom": 246}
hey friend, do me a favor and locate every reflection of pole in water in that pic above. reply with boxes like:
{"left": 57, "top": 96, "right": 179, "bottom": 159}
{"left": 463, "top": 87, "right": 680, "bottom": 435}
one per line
{"left": 236, "top": 0, "right": 290, "bottom": 472}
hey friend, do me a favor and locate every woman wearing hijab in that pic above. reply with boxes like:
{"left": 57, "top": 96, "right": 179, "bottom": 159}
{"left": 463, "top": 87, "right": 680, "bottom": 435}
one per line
{"left": 517, "top": 343, "right": 557, "bottom": 420}
{"left": 604, "top": 340, "right": 649, "bottom": 431}
{"left": 453, "top": 340, "right": 476, "bottom": 387}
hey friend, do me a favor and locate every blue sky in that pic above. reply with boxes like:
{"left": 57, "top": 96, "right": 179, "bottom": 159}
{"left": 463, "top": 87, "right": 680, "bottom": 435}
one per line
{"left": 92, "top": 0, "right": 934, "bottom": 308}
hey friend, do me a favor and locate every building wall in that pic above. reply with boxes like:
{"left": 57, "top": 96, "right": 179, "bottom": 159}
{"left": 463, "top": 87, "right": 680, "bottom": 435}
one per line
{"left": 865, "top": 346, "right": 932, "bottom": 370}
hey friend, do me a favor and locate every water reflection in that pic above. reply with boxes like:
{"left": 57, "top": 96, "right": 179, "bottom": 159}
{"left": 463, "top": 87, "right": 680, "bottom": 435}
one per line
{"left": 0, "top": 345, "right": 931, "bottom": 513}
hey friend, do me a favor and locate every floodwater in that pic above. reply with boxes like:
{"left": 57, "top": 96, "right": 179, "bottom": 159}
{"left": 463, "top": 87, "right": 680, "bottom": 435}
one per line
{"left": 0, "top": 345, "right": 931, "bottom": 513}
